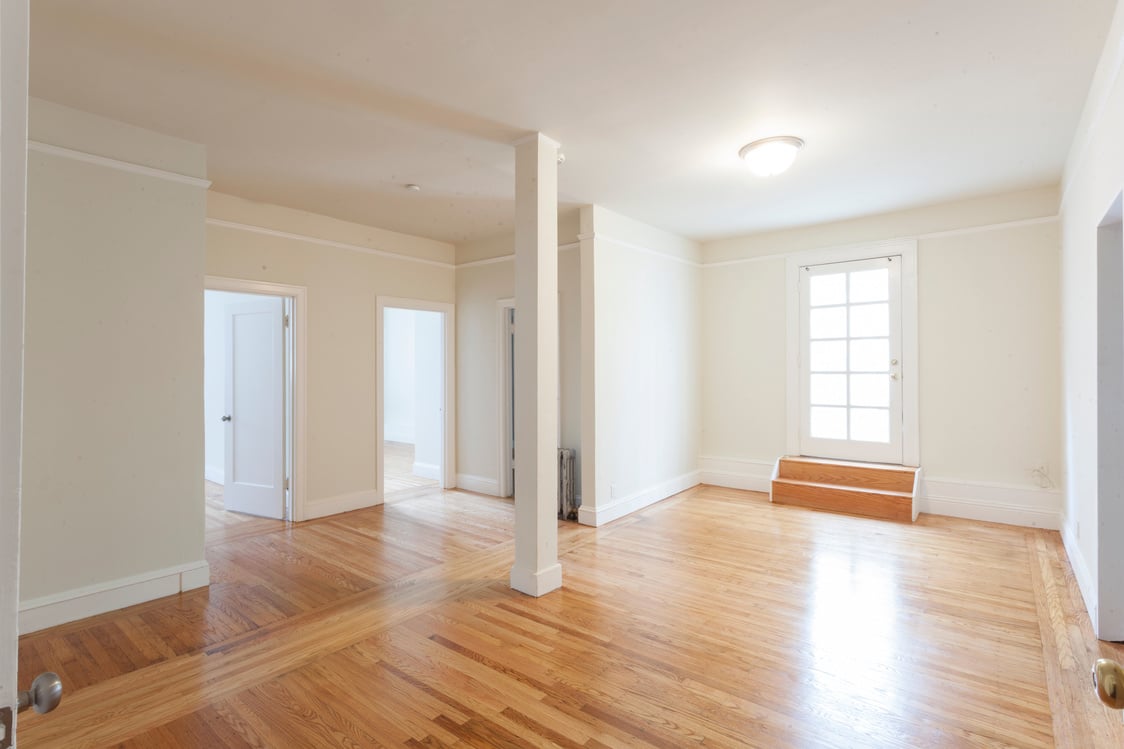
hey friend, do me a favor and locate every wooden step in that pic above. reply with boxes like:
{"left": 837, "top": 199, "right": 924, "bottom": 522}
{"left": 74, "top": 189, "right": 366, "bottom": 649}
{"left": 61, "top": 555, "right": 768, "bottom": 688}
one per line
{"left": 770, "top": 457, "right": 921, "bottom": 522}
{"left": 776, "top": 456, "right": 916, "bottom": 492}
{"left": 771, "top": 478, "right": 913, "bottom": 522}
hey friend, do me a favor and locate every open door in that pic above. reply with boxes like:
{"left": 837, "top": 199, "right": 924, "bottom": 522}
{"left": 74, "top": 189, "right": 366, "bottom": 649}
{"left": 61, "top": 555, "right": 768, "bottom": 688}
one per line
{"left": 223, "top": 298, "right": 285, "bottom": 519}
{"left": 1, "top": 3, "right": 30, "bottom": 743}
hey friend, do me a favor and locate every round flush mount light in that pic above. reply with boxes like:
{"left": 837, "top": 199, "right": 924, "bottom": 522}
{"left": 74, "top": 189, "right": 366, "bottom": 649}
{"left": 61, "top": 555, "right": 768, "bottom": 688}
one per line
{"left": 738, "top": 136, "right": 805, "bottom": 177}
{"left": 404, "top": 183, "right": 421, "bottom": 192}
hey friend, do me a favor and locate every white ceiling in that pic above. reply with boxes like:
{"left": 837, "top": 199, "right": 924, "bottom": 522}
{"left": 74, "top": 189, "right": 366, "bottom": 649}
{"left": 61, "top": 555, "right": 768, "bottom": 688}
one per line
{"left": 29, "top": 0, "right": 1116, "bottom": 244}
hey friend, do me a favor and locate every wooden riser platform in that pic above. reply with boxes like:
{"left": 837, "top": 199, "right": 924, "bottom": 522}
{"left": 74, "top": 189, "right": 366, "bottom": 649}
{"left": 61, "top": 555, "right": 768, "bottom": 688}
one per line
{"left": 771, "top": 456, "right": 921, "bottom": 522}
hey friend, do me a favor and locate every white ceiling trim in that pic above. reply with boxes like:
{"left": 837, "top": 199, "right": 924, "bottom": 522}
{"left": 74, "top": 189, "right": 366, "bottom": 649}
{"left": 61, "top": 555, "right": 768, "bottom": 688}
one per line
{"left": 454, "top": 241, "right": 580, "bottom": 269}
{"left": 702, "top": 214, "right": 1060, "bottom": 269}
{"left": 205, "top": 218, "right": 455, "bottom": 269}
{"left": 27, "top": 140, "right": 212, "bottom": 189}
{"left": 578, "top": 232, "right": 702, "bottom": 268}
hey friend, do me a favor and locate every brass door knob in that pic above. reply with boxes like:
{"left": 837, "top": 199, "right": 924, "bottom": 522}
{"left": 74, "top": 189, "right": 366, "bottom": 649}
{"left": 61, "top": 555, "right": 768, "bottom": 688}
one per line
{"left": 1093, "top": 658, "right": 1124, "bottom": 710}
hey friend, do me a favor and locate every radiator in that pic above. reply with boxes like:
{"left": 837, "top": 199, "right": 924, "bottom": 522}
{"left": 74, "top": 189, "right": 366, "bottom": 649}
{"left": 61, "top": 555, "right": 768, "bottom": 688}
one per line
{"left": 558, "top": 448, "right": 578, "bottom": 521}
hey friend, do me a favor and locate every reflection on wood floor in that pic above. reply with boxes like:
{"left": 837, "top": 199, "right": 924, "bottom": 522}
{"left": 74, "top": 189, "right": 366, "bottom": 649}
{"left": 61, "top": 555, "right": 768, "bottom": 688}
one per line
{"left": 17, "top": 484, "right": 1124, "bottom": 747}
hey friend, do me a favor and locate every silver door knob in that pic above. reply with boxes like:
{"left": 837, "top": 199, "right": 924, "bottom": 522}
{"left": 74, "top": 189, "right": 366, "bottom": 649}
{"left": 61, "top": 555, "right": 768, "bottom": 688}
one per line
{"left": 221, "top": 415, "right": 232, "bottom": 422}
{"left": 890, "top": 372, "right": 899, "bottom": 380}
{"left": 1093, "top": 658, "right": 1124, "bottom": 710}
{"left": 17, "top": 672, "right": 62, "bottom": 714}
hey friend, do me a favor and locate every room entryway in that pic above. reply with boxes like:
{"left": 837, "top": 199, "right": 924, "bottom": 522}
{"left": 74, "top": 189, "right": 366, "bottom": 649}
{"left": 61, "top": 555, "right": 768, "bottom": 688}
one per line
{"left": 799, "top": 255, "right": 904, "bottom": 464}
{"left": 204, "top": 285, "right": 299, "bottom": 521}
{"left": 378, "top": 299, "right": 455, "bottom": 502}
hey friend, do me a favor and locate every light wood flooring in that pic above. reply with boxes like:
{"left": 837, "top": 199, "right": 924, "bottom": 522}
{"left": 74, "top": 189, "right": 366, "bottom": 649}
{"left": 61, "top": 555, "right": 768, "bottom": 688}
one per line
{"left": 17, "top": 485, "right": 1124, "bottom": 748}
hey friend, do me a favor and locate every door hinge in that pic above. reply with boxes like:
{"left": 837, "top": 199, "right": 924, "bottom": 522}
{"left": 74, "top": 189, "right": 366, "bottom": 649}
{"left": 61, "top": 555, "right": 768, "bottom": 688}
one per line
{"left": 283, "top": 314, "right": 290, "bottom": 328}
{"left": 0, "top": 705, "right": 12, "bottom": 749}
{"left": 284, "top": 477, "right": 290, "bottom": 492}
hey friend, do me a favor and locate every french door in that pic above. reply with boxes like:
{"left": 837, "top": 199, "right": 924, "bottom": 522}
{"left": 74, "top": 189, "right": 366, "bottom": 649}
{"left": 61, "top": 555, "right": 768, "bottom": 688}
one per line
{"left": 799, "top": 256, "right": 903, "bottom": 464}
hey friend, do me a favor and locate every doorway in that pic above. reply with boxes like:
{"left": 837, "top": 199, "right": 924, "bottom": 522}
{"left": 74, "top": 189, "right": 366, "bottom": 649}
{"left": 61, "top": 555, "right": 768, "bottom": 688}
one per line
{"left": 377, "top": 298, "right": 456, "bottom": 503}
{"left": 785, "top": 240, "right": 919, "bottom": 466}
{"left": 204, "top": 277, "right": 307, "bottom": 521}
{"left": 799, "top": 256, "right": 903, "bottom": 463}
{"left": 1096, "top": 192, "right": 1124, "bottom": 640}
{"left": 498, "top": 300, "right": 515, "bottom": 498}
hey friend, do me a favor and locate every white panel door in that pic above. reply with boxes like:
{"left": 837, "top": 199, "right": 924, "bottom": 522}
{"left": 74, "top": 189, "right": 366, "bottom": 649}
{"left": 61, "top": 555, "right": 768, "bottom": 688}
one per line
{"left": 223, "top": 299, "right": 285, "bottom": 519}
{"left": 799, "top": 256, "right": 903, "bottom": 464}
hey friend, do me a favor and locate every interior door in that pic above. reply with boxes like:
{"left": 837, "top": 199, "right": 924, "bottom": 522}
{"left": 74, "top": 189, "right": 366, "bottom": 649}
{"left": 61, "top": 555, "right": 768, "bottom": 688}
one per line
{"left": 223, "top": 299, "right": 285, "bottom": 519}
{"left": 1, "top": 1, "right": 28, "bottom": 742}
{"left": 799, "top": 256, "right": 903, "bottom": 464}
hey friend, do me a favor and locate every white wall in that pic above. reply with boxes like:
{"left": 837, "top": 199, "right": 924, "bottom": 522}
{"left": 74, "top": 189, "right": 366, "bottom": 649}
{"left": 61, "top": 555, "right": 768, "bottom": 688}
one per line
{"left": 412, "top": 310, "right": 444, "bottom": 477}
{"left": 1059, "top": 0, "right": 1124, "bottom": 638}
{"left": 454, "top": 214, "right": 582, "bottom": 497}
{"left": 206, "top": 191, "right": 455, "bottom": 518}
{"left": 699, "top": 187, "right": 1063, "bottom": 529}
{"left": 383, "top": 307, "right": 417, "bottom": 444}
{"left": 21, "top": 99, "right": 209, "bottom": 629}
{"left": 579, "top": 205, "right": 702, "bottom": 526}
{"left": 203, "top": 290, "right": 270, "bottom": 484}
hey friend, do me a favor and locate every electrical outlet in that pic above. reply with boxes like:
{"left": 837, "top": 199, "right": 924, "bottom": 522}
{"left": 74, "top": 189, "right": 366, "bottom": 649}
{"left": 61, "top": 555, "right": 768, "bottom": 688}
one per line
{"left": 610, "top": 484, "right": 617, "bottom": 499}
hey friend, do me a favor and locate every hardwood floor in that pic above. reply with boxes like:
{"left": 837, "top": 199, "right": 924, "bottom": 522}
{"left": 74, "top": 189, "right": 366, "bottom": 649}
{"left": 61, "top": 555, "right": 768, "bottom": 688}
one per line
{"left": 17, "top": 485, "right": 1124, "bottom": 748}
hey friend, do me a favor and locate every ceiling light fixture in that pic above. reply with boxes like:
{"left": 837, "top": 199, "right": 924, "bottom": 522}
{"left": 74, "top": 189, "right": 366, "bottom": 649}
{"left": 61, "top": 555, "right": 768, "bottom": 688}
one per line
{"left": 404, "top": 183, "right": 421, "bottom": 192}
{"left": 738, "top": 136, "right": 805, "bottom": 177}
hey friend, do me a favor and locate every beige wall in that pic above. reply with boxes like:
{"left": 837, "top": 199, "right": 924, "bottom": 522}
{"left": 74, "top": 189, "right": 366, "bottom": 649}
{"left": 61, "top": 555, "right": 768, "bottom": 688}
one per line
{"left": 453, "top": 216, "right": 582, "bottom": 495}
{"left": 701, "top": 187, "right": 1062, "bottom": 525}
{"left": 581, "top": 206, "right": 702, "bottom": 525}
{"left": 21, "top": 100, "right": 208, "bottom": 615}
{"left": 206, "top": 192, "right": 455, "bottom": 515}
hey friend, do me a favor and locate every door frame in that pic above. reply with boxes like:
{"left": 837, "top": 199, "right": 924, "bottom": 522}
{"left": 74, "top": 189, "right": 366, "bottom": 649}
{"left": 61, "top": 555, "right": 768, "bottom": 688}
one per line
{"left": 376, "top": 297, "right": 456, "bottom": 500}
{"left": 785, "top": 239, "right": 919, "bottom": 466}
{"left": 0, "top": 0, "right": 29, "bottom": 734}
{"left": 497, "top": 298, "right": 515, "bottom": 498}
{"left": 205, "top": 276, "right": 309, "bottom": 520}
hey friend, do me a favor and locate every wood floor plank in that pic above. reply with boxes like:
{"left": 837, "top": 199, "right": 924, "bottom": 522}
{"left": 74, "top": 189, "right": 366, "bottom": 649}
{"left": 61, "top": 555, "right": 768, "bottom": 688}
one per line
{"left": 16, "top": 484, "right": 1124, "bottom": 747}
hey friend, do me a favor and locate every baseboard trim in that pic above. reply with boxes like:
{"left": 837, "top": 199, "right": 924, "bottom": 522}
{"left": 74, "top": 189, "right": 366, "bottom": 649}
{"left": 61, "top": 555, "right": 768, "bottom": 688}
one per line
{"left": 697, "top": 455, "right": 774, "bottom": 493}
{"left": 204, "top": 465, "right": 224, "bottom": 485}
{"left": 412, "top": 461, "right": 441, "bottom": 481}
{"left": 305, "top": 489, "right": 380, "bottom": 520}
{"left": 510, "top": 562, "right": 563, "bottom": 597}
{"left": 19, "top": 560, "right": 211, "bottom": 634}
{"left": 919, "top": 477, "right": 1062, "bottom": 529}
{"left": 578, "top": 470, "right": 699, "bottom": 527}
{"left": 1062, "top": 521, "right": 1099, "bottom": 633}
{"left": 456, "top": 473, "right": 501, "bottom": 496}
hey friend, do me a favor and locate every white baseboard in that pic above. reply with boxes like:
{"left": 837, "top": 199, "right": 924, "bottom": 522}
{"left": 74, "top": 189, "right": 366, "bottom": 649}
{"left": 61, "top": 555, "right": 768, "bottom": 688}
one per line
{"left": 1062, "top": 521, "right": 1099, "bottom": 634}
{"left": 456, "top": 473, "right": 500, "bottom": 496}
{"left": 19, "top": 560, "right": 211, "bottom": 634}
{"left": 510, "top": 562, "right": 563, "bottom": 597}
{"left": 412, "top": 461, "right": 441, "bottom": 481}
{"left": 919, "top": 477, "right": 1062, "bottom": 529}
{"left": 304, "top": 489, "right": 380, "bottom": 520}
{"left": 697, "top": 455, "right": 774, "bottom": 493}
{"left": 578, "top": 470, "right": 700, "bottom": 527}
{"left": 204, "top": 465, "right": 224, "bottom": 484}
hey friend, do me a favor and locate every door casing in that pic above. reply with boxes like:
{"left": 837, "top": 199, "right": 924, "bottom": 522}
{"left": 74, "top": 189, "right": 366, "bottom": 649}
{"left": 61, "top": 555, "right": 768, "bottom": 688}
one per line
{"left": 785, "top": 239, "right": 919, "bottom": 466}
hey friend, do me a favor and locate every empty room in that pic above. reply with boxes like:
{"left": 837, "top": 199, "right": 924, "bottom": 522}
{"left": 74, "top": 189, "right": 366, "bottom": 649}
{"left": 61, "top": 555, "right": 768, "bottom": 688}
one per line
{"left": 3, "top": 1, "right": 1124, "bottom": 747}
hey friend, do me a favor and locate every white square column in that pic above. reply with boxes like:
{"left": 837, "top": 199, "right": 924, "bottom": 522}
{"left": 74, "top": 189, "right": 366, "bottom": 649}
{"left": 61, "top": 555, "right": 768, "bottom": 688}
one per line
{"left": 510, "top": 132, "right": 562, "bottom": 597}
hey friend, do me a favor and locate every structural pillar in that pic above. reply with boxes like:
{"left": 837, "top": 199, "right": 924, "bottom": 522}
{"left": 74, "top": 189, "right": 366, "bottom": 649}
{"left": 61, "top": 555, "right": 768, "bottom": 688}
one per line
{"left": 510, "top": 132, "right": 562, "bottom": 597}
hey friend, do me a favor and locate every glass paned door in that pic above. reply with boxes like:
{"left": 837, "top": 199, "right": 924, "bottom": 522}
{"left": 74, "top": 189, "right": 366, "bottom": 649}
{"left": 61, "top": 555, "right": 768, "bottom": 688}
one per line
{"left": 799, "top": 256, "right": 903, "bottom": 463}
